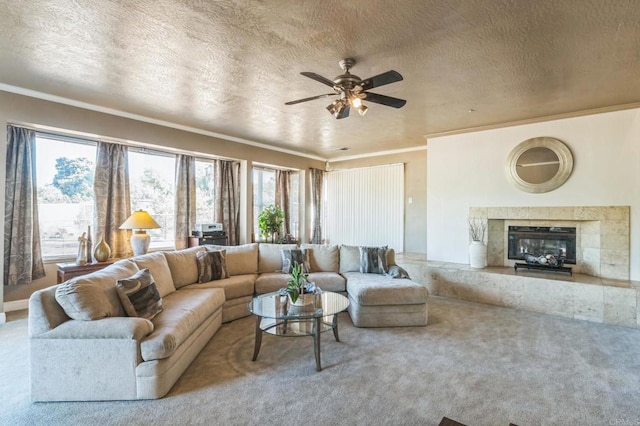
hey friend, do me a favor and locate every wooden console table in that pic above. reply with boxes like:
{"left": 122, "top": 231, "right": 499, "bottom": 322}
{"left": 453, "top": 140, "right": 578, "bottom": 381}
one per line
{"left": 56, "top": 260, "right": 116, "bottom": 283}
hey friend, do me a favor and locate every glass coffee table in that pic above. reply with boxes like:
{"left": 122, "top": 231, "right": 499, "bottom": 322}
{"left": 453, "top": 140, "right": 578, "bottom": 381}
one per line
{"left": 248, "top": 291, "right": 349, "bottom": 371}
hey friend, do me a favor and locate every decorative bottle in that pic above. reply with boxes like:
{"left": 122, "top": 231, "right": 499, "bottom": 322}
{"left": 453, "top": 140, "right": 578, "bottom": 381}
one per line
{"left": 86, "top": 225, "right": 93, "bottom": 263}
{"left": 93, "top": 234, "right": 111, "bottom": 262}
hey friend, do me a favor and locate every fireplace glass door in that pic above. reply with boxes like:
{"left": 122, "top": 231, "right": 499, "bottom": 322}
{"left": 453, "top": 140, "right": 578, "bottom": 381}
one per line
{"left": 508, "top": 226, "right": 577, "bottom": 264}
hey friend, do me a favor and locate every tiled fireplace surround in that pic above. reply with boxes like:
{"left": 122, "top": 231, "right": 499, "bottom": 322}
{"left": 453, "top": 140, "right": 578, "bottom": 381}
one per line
{"left": 397, "top": 206, "right": 640, "bottom": 329}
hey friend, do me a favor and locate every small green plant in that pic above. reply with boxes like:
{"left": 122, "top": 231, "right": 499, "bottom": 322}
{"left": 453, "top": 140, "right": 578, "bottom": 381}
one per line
{"left": 286, "top": 263, "right": 308, "bottom": 303}
{"left": 257, "top": 204, "right": 284, "bottom": 243}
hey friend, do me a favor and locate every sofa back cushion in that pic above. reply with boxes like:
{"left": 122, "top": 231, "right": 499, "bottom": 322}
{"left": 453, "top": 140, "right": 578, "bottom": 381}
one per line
{"left": 339, "top": 245, "right": 361, "bottom": 273}
{"left": 54, "top": 260, "right": 139, "bottom": 320}
{"left": 258, "top": 243, "right": 298, "bottom": 273}
{"left": 301, "top": 244, "right": 339, "bottom": 272}
{"left": 132, "top": 252, "right": 176, "bottom": 297}
{"left": 163, "top": 246, "right": 206, "bottom": 289}
{"left": 205, "top": 243, "right": 258, "bottom": 276}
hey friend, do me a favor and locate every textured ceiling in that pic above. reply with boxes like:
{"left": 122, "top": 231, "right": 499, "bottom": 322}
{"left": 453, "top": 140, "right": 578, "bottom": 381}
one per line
{"left": 0, "top": 1, "right": 639, "bottom": 159}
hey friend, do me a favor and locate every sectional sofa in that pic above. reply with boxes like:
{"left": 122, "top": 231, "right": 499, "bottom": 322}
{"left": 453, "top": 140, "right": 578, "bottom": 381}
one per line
{"left": 29, "top": 243, "right": 428, "bottom": 402}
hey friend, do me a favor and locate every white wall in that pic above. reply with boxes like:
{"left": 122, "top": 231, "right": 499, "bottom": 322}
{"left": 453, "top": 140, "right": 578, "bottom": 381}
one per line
{"left": 427, "top": 108, "right": 640, "bottom": 280}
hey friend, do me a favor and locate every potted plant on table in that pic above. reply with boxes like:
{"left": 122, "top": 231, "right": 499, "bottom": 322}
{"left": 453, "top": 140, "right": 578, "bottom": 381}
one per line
{"left": 257, "top": 204, "right": 284, "bottom": 243}
{"left": 286, "top": 263, "right": 313, "bottom": 306}
{"left": 468, "top": 218, "right": 488, "bottom": 268}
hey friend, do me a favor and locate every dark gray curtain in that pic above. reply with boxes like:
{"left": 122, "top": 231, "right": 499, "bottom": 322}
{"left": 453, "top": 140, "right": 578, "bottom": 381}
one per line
{"left": 174, "top": 155, "right": 196, "bottom": 249}
{"left": 4, "top": 126, "right": 45, "bottom": 286}
{"left": 275, "top": 169, "right": 292, "bottom": 236}
{"left": 310, "top": 168, "right": 324, "bottom": 244}
{"left": 214, "top": 159, "right": 241, "bottom": 245}
{"left": 94, "top": 142, "right": 132, "bottom": 258}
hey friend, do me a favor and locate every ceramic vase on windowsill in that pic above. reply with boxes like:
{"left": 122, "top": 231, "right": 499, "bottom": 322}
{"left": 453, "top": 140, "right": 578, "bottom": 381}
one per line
{"left": 469, "top": 240, "right": 487, "bottom": 268}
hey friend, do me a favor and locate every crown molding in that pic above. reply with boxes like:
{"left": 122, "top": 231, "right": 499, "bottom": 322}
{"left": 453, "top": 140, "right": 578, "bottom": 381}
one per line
{"left": 328, "top": 145, "right": 427, "bottom": 163}
{"left": 0, "top": 84, "right": 327, "bottom": 161}
{"left": 424, "top": 102, "right": 640, "bottom": 139}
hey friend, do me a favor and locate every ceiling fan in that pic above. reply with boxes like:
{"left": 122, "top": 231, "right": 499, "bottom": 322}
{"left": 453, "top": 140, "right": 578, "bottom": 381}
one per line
{"left": 285, "top": 58, "right": 406, "bottom": 119}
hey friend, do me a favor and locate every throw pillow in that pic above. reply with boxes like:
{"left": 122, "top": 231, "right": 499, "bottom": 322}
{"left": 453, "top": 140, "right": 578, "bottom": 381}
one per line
{"left": 359, "top": 246, "right": 389, "bottom": 274}
{"left": 387, "top": 265, "right": 411, "bottom": 279}
{"left": 281, "top": 249, "right": 311, "bottom": 274}
{"left": 115, "top": 269, "right": 163, "bottom": 320}
{"left": 196, "top": 249, "right": 229, "bottom": 282}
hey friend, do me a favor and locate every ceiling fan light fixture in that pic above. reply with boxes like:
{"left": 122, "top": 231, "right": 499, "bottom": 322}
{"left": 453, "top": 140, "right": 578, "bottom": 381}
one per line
{"left": 352, "top": 96, "right": 362, "bottom": 108}
{"left": 357, "top": 104, "right": 368, "bottom": 116}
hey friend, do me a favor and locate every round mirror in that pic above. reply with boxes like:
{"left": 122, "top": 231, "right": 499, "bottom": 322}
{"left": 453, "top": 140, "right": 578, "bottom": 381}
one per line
{"left": 506, "top": 137, "right": 573, "bottom": 193}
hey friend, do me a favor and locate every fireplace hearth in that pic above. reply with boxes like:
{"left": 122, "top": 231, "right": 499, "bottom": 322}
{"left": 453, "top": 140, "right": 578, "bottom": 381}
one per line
{"left": 508, "top": 225, "right": 577, "bottom": 264}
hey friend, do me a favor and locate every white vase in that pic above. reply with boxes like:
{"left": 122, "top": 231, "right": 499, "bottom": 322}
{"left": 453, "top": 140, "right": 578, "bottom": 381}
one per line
{"left": 469, "top": 241, "right": 487, "bottom": 268}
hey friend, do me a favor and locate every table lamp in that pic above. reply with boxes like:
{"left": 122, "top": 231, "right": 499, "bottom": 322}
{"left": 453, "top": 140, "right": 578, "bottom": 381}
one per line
{"left": 119, "top": 210, "right": 161, "bottom": 256}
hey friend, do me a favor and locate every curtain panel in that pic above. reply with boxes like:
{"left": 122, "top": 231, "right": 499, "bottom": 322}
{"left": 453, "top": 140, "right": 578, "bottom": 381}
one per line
{"left": 94, "top": 142, "right": 132, "bottom": 258}
{"left": 275, "top": 169, "right": 292, "bottom": 236}
{"left": 174, "top": 155, "right": 196, "bottom": 250}
{"left": 3, "top": 126, "right": 46, "bottom": 286}
{"left": 309, "top": 168, "right": 324, "bottom": 244}
{"left": 214, "top": 160, "right": 241, "bottom": 246}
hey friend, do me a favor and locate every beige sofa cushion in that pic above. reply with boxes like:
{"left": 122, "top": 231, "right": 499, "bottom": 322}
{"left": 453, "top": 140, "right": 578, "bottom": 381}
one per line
{"left": 186, "top": 274, "right": 257, "bottom": 300}
{"left": 306, "top": 272, "right": 346, "bottom": 293}
{"left": 339, "top": 245, "right": 361, "bottom": 273}
{"left": 259, "top": 243, "right": 298, "bottom": 273}
{"left": 205, "top": 243, "right": 258, "bottom": 276}
{"left": 163, "top": 246, "right": 205, "bottom": 289}
{"left": 54, "top": 260, "right": 139, "bottom": 320}
{"left": 132, "top": 252, "right": 176, "bottom": 297}
{"left": 140, "top": 287, "right": 225, "bottom": 361}
{"left": 301, "top": 244, "right": 339, "bottom": 272}
{"left": 343, "top": 272, "right": 428, "bottom": 306}
{"left": 255, "top": 272, "right": 290, "bottom": 295}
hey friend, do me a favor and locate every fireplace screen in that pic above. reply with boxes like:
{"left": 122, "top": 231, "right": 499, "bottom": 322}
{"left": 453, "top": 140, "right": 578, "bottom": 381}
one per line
{"left": 508, "top": 226, "right": 577, "bottom": 264}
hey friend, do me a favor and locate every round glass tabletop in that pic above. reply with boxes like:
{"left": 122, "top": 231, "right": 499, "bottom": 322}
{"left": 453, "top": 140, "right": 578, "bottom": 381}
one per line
{"left": 248, "top": 291, "right": 349, "bottom": 321}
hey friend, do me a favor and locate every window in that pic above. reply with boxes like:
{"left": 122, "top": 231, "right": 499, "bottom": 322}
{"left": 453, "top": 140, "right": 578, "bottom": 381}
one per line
{"left": 35, "top": 136, "right": 97, "bottom": 259}
{"left": 252, "top": 167, "right": 299, "bottom": 241}
{"left": 289, "top": 172, "right": 300, "bottom": 239}
{"left": 253, "top": 168, "right": 276, "bottom": 240}
{"left": 128, "top": 150, "right": 176, "bottom": 249}
{"left": 195, "top": 160, "right": 215, "bottom": 224}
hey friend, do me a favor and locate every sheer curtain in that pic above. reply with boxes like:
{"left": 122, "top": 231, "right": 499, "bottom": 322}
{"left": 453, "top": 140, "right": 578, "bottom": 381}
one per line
{"left": 275, "top": 169, "right": 291, "bottom": 236}
{"left": 174, "top": 154, "right": 195, "bottom": 250}
{"left": 3, "top": 125, "right": 45, "bottom": 286}
{"left": 94, "top": 141, "right": 132, "bottom": 258}
{"left": 309, "top": 168, "right": 324, "bottom": 244}
{"left": 214, "top": 159, "right": 241, "bottom": 245}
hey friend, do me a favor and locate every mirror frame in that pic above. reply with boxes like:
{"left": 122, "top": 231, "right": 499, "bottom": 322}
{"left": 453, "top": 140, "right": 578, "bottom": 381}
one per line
{"left": 506, "top": 137, "right": 573, "bottom": 193}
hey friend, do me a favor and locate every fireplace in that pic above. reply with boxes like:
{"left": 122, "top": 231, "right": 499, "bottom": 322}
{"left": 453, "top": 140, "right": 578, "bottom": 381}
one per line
{"left": 507, "top": 226, "right": 577, "bottom": 264}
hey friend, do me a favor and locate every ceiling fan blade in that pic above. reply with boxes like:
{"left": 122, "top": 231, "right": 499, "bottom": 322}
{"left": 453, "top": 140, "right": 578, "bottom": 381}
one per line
{"left": 364, "top": 92, "right": 407, "bottom": 108}
{"left": 360, "top": 70, "right": 403, "bottom": 91}
{"left": 336, "top": 105, "right": 350, "bottom": 119}
{"left": 300, "top": 72, "right": 337, "bottom": 88}
{"left": 285, "top": 93, "right": 337, "bottom": 105}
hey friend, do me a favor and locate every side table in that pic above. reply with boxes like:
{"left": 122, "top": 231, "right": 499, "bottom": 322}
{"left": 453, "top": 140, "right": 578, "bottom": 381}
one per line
{"left": 56, "top": 260, "right": 116, "bottom": 283}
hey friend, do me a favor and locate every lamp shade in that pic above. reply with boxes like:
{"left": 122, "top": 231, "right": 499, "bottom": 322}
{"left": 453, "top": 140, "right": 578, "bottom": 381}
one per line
{"left": 119, "top": 210, "right": 160, "bottom": 230}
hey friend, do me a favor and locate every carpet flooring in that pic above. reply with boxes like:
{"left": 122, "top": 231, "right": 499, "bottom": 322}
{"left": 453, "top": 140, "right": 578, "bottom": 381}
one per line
{"left": 1, "top": 296, "right": 640, "bottom": 425}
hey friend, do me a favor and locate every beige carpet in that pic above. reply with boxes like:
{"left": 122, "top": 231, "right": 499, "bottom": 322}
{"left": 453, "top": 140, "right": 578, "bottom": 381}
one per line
{"left": 1, "top": 296, "right": 640, "bottom": 425}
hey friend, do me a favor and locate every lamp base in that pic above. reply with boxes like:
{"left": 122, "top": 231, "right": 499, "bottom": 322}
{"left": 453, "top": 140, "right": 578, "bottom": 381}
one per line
{"left": 130, "top": 231, "right": 150, "bottom": 256}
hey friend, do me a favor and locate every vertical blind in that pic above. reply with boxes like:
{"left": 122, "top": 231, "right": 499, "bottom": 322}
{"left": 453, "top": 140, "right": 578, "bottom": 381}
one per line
{"left": 325, "top": 163, "right": 404, "bottom": 252}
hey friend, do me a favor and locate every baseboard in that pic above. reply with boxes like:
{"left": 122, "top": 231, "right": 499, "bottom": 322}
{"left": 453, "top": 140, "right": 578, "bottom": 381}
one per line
{"left": 4, "top": 299, "right": 29, "bottom": 312}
